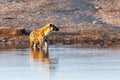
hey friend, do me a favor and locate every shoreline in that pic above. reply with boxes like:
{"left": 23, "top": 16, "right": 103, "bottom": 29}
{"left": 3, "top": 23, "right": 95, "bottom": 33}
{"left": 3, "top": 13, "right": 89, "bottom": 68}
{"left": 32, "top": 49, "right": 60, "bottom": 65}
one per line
{"left": 0, "top": 26, "right": 120, "bottom": 49}
{"left": 0, "top": 41, "right": 120, "bottom": 50}
{"left": 0, "top": 27, "right": 120, "bottom": 49}
{"left": 0, "top": 35, "right": 120, "bottom": 46}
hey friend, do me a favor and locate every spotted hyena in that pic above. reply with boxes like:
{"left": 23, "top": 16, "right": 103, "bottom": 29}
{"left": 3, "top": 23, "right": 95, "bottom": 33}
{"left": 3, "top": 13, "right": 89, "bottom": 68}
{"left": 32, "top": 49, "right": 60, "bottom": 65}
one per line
{"left": 30, "top": 23, "right": 59, "bottom": 49}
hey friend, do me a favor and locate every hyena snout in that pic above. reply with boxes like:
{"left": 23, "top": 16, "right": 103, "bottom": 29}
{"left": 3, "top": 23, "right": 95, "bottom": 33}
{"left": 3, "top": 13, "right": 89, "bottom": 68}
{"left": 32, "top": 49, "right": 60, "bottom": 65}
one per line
{"left": 53, "top": 27, "right": 59, "bottom": 31}
{"left": 50, "top": 24, "right": 59, "bottom": 31}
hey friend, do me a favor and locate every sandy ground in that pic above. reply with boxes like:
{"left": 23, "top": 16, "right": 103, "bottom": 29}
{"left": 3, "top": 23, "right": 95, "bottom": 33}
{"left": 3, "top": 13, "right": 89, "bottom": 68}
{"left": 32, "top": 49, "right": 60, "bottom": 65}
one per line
{"left": 0, "top": 0, "right": 120, "bottom": 47}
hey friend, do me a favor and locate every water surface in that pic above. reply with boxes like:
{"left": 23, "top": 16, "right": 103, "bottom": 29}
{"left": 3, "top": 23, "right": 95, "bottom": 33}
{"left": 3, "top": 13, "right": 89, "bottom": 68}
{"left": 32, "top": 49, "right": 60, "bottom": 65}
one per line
{"left": 0, "top": 45, "right": 120, "bottom": 80}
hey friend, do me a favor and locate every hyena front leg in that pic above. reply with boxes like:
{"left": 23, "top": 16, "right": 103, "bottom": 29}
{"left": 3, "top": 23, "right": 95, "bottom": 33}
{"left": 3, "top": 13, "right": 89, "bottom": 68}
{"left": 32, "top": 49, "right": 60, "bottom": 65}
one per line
{"left": 44, "top": 36, "right": 49, "bottom": 52}
{"left": 45, "top": 41, "right": 48, "bottom": 50}
{"left": 30, "top": 40, "right": 33, "bottom": 48}
{"left": 33, "top": 43, "right": 37, "bottom": 49}
{"left": 45, "top": 41, "right": 48, "bottom": 53}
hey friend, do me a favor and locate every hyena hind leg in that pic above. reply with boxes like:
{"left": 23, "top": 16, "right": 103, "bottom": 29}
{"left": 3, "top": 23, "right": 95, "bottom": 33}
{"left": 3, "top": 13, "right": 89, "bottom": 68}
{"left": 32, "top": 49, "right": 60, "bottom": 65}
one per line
{"left": 39, "top": 43, "right": 43, "bottom": 49}
{"left": 30, "top": 41, "right": 33, "bottom": 48}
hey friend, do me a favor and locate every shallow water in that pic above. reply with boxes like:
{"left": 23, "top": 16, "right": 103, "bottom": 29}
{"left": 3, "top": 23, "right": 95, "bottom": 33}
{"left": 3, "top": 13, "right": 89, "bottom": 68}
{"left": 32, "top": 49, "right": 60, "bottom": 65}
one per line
{"left": 0, "top": 45, "right": 120, "bottom": 80}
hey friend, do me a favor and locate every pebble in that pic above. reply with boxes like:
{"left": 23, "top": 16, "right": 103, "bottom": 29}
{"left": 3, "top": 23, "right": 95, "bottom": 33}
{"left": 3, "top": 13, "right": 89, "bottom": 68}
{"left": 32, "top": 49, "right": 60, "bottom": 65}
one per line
{"left": 2, "top": 39, "right": 7, "bottom": 42}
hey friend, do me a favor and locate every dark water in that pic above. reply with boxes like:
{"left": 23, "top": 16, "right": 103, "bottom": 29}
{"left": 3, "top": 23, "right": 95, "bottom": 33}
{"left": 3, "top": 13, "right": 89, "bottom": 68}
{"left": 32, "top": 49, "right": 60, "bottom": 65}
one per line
{"left": 0, "top": 45, "right": 120, "bottom": 80}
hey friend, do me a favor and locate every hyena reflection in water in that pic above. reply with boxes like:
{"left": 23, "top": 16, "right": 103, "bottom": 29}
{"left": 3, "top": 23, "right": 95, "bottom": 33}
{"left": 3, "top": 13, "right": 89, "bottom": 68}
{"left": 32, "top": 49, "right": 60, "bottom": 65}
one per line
{"left": 30, "top": 48, "right": 50, "bottom": 64}
{"left": 30, "top": 48, "right": 58, "bottom": 70}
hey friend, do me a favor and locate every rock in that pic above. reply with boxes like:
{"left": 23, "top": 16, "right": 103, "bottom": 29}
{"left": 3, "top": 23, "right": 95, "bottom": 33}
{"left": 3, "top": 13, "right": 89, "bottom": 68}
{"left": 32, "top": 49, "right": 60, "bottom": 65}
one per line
{"left": 94, "top": 5, "right": 101, "bottom": 10}
{"left": 2, "top": 39, "right": 7, "bottom": 42}
{"left": 92, "top": 21, "right": 97, "bottom": 24}
{"left": 0, "top": 27, "right": 29, "bottom": 36}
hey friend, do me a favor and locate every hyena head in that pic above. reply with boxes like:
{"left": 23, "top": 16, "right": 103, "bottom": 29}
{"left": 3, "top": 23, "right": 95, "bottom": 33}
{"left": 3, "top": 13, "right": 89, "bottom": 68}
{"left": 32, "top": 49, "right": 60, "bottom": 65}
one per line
{"left": 50, "top": 24, "right": 59, "bottom": 31}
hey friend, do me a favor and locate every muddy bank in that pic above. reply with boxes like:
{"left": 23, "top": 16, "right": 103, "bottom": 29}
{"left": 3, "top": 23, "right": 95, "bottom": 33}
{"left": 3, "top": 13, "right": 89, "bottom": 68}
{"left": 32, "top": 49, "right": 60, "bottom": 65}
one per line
{"left": 50, "top": 25, "right": 120, "bottom": 46}
{"left": 0, "top": 26, "right": 120, "bottom": 47}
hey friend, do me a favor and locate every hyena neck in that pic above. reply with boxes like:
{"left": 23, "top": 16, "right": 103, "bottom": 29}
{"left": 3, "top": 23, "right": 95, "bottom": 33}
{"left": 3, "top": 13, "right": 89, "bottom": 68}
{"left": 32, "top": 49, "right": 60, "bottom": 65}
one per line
{"left": 41, "top": 24, "right": 51, "bottom": 36}
{"left": 44, "top": 28, "right": 51, "bottom": 36}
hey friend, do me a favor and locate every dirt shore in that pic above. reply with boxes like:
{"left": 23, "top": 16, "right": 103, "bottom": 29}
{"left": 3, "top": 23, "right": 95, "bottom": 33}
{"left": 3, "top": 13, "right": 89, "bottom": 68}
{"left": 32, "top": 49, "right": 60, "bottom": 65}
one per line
{"left": 0, "top": 25, "right": 120, "bottom": 48}
{"left": 0, "top": 0, "right": 120, "bottom": 48}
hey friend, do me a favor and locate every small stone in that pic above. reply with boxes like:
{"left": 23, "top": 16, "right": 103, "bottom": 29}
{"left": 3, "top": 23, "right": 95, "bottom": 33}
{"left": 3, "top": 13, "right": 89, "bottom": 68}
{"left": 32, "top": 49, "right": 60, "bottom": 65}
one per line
{"left": 95, "top": 6, "right": 101, "bottom": 9}
{"left": 92, "top": 21, "right": 97, "bottom": 24}
{"left": 9, "top": 38, "right": 14, "bottom": 41}
{"left": 2, "top": 39, "right": 7, "bottom": 42}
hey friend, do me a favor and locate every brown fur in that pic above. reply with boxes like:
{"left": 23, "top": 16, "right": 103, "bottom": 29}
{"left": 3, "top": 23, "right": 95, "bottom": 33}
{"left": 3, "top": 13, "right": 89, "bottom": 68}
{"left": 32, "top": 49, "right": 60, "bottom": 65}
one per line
{"left": 30, "top": 23, "right": 59, "bottom": 49}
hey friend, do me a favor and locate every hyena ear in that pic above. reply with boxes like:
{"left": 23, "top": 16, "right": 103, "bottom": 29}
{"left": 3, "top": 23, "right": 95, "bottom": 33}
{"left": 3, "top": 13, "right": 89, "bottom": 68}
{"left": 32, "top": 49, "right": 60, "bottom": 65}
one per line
{"left": 50, "top": 24, "right": 56, "bottom": 28}
{"left": 49, "top": 24, "right": 55, "bottom": 30}
{"left": 50, "top": 24, "right": 53, "bottom": 27}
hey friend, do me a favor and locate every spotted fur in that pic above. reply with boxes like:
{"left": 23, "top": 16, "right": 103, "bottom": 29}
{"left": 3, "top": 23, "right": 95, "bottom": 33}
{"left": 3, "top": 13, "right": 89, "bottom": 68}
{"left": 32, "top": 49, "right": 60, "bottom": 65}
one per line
{"left": 30, "top": 24, "right": 59, "bottom": 49}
